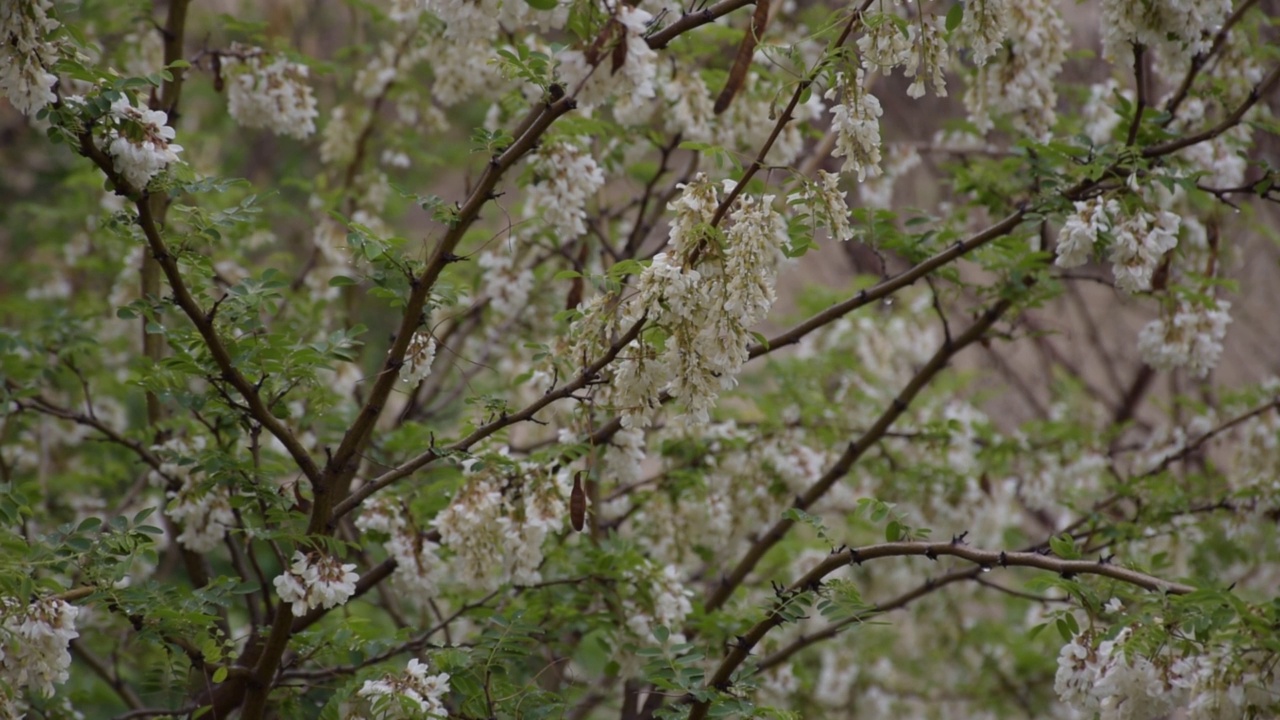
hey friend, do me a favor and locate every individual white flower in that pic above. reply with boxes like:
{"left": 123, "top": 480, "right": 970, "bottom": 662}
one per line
{"left": 525, "top": 138, "right": 605, "bottom": 240}
{"left": 102, "top": 98, "right": 184, "bottom": 191}
{"left": 0, "top": 0, "right": 60, "bottom": 115}
{"left": 0, "top": 597, "right": 79, "bottom": 697}
{"left": 224, "top": 46, "right": 319, "bottom": 139}
{"left": 1104, "top": 597, "right": 1124, "bottom": 614}
{"left": 272, "top": 551, "right": 360, "bottom": 616}
{"left": 401, "top": 330, "right": 437, "bottom": 386}
{"left": 1137, "top": 298, "right": 1232, "bottom": 377}
{"left": 825, "top": 70, "right": 883, "bottom": 181}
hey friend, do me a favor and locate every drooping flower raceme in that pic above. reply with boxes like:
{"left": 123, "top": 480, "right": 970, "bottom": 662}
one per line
{"left": 273, "top": 551, "right": 360, "bottom": 616}
{"left": 825, "top": 70, "right": 884, "bottom": 182}
{"left": 355, "top": 499, "right": 446, "bottom": 602}
{"left": 1055, "top": 197, "right": 1120, "bottom": 269}
{"left": 525, "top": 138, "right": 606, "bottom": 240}
{"left": 224, "top": 46, "right": 319, "bottom": 139}
{"left": 152, "top": 436, "right": 235, "bottom": 553}
{"left": 963, "top": 0, "right": 1067, "bottom": 138}
{"left": 0, "top": 0, "right": 60, "bottom": 115}
{"left": 1100, "top": 0, "right": 1232, "bottom": 62}
{"left": 0, "top": 596, "right": 79, "bottom": 699}
{"left": 611, "top": 176, "right": 787, "bottom": 427}
{"left": 556, "top": 7, "right": 657, "bottom": 114}
{"left": 788, "top": 170, "right": 853, "bottom": 243}
{"left": 1109, "top": 206, "right": 1180, "bottom": 293}
{"left": 350, "top": 657, "right": 451, "bottom": 719}
{"left": 1138, "top": 298, "right": 1232, "bottom": 377}
{"left": 400, "top": 330, "right": 438, "bottom": 386}
{"left": 102, "top": 98, "right": 184, "bottom": 191}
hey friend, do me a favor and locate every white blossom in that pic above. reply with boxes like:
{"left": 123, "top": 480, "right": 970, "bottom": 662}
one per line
{"left": 0, "top": 0, "right": 60, "bottom": 115}
{"left": 102, "top": 98, "right": 184, "bottom": 191}
{"left": 1100, "top": 0, "right": 1232, "bottom": 62}
{"left": 0, "top": 597, "right": 79, "bottom": 697}
{"left": 788, "top": 170, "right": 853, "bottom": 243}
{"left": 825, "top": 70, "right": 883, "bottom": 181}
{"left": 1137, "top": 298, "right": 1231, "bottom": 377}
{"left": 273, "top": 551, "right": 360, "bottom": 616}
{"left": 557, "top": 8, "right": 656, "bottom": 113}
{"left": 400, "top": 330, "right": 437, "bottom": 386}
{"left": 1055, "top": 197, "right": 1119, "bottom": 269}
{"left": 350, "top": 657, "right": 451, "bottom": 719}
{"left": 1109, "top": 206, "right": 1180, "bottom": 293}
{"left": 225, "top": 46, "right": 319, "bottom": 138}
{"left": 525, "top": 138, "right": 605, "bottom": 240}
{"left": 904, "top": 15, "right": 949, "bottom": 98}
{"left": 963, "top": 0, "right": 1067, "bottom": 138}
{"left": 958, "top": 0, "right": 1009, "bottom": 66}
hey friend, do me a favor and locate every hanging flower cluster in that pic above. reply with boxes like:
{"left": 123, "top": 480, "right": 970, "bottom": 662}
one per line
{"left": 273, "top": 551, "right": 360, "bottom": 616}
{"left": 0, "top": 0, "right": 60, "bottom": 115}
{"left": 611, "top": 175, "right": 787, "bottom": 428}
{"left": 825, "top": 70, "right": 884, "bottom": 182}
{"left": 100, "top": 97, "right": 184, "bottom": 191}
{"left": 524, "top": 138, "right": 605, "bottom": 240}
{"left": 223, "top": 45, "right": 319, "bottom": 139}
{"left": 0, "top": 596, "right": 79, "bottom": 705}
{"left": 349, "top": 657, "right": 451, "bottom": 719}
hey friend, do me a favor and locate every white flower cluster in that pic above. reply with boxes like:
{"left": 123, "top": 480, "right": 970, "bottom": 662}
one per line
{"left": 1100, "top": 0, "right": 1233, "bottom": 62}
{"left": 400, "top": 330, "right": 437, "bottom": 386}
{"left": 787, "top": 170, "right": 853, "bottom": 243}
{"left": 349, "top": 657, "right": 450, "bottom": 719}
{"left": 613, "top": 176, "right": 787, "bottom": 428}
{"left": 1138, "top": 297, "right": 1231, "bottom": 377}
{"left": 904, "top": 15, "right": 949, "bottom": 99}
{"left": 1173, "top": 98, "right": 1249, "bottom": 189}
{"left": 1054, "top": 197, "right": 1120, "bottom": 269}
{"left": 273, "top": 551, "right": 360, "bottom": 616}
{"left": 0, "top": 596, "right": 79, "bottom": 701}
{"left": 623, "top": 564, "right": 695, "bottom": 644}
{"left": 858, "top": 13, "right": 911, "bottom": 71}
{"left": 958, "top": 0, "right": 1009, "bottom": 66}
{"left": 1110, "top": 204, "right": 1180, "bottom": 293}
{"left": 101, "top": 98, "right": 184, "bottom": 191}
{"left": 224, "top": 46, "right": 319, "bottom": 139}
{"left": 1056, "top": 628, "right": 1280, "bottom": 720}
{"left": 963, "top": 0, "right": 1067, "bottom": 138}
{"left": 524, "top": 138, "right": 605, "bottom": 240}
{"left": 1082, "top": 79, "right": 1131, "bottom": 145}
{"left": 152, "top": 436, "right": 236, "bottom": 553}
{"left": 476, "top": 249, "right": 533, "bottom": 321}
{"left": 0, "top": 0, "right": 60, "bottom": 115}
{"left": 355, "top": 499, "right": 445, "bottom": 601}
{"left": 1054, "top": 196, "right": 1181, "bottom": 294}
{"left": 825, "top": 70, "right": 883, "bottom": 182}
{"left": 658, "top": 67, "right": 715, "bottom": 143}
{"left": 557, "top": 8, "right": 656, "bottom": 115}
{"left": 431, "top": 462, "right": 567, "bottom": 590}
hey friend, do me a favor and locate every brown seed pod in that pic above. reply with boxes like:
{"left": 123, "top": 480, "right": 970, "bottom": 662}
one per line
{"left": 570, "top": 471, "right": 587, "bottom": 532}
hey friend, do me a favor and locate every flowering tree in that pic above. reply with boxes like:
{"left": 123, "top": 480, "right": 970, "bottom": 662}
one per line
{"left": 3, "top": 0, "right": 1280, "bottom": 717}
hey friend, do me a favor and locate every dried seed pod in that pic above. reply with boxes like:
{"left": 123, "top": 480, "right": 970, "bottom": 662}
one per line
{"left": 570, "top": 471, "right": 587, "bottom": 532}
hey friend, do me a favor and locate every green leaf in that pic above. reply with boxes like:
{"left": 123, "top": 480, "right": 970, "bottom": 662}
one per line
{"left": 524, "top": 0, "right": 558, "bottom": 9}
{"left": 328, "top": 275, "right": 358, "bottom": 287}
{"left": 945, "top": 2, "right": 964, "bottom": 32}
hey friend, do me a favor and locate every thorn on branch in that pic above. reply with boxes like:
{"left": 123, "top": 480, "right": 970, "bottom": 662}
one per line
{"left": 925, "top": 547, "right": 937, "bottom": 561}
{"left": 1061, "top": 571, "right": 1076, "bottom": 580}
{"left": 831, "top": 543, "right": 847, "bottom": 555}
{"left": 442, "top": 252, "right": 465, "bottom": 264}
{"left": 951, "top": 531, "right": 969, "bottom": 546}
{"left": 848, "top": 547, "right": 862, "bottom": 566}
{"left": 999, "top": 551, "right": 1008, "bottom": 567}
{"left": 1098, "top": 554, "right": 1115, "bottom": 565}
